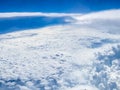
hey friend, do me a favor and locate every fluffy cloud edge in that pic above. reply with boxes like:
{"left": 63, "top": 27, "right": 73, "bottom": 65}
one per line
{"left": 73, "top": 9, "right": 120, "bottom": 21}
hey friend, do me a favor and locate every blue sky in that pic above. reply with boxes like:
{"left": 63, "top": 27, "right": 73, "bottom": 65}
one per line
{"left": 0, "top": 0, "right": 120, "bottom": 34}
{"left": 0, "top": 16, "right": 70, "bottom": 34}
{"left": 0, "top": 1, "right": 120, "bottom": 89}
{"left": 0, "top": 0, "right": 120, "bottom": 13}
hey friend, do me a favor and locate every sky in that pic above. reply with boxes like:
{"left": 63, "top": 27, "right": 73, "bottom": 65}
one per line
{"left": 0, "top": 0, "right": 120, "bottom": 34}
{"left": 0, "top": 0, "right": 120, "bottom": 13}
{"left": 0, "top": 1, "right": 120, "bottom": 90}
{"left": 0, "top": 9, "right": 120, "bottom": 90}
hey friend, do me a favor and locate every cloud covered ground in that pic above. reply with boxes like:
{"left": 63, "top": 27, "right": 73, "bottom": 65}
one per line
{"left": 0, "top": 9, "right": 120, "bottom": 90}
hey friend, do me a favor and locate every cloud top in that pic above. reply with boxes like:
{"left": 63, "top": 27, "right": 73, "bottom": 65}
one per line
{"left": 74, "top": 9, "right": 120, "bottom": 20}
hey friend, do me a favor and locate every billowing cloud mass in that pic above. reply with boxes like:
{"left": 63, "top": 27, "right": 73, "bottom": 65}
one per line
{"left": 73, "top": 9, "right": 120, "bottom": 34}
{"left": 0, "top": 9, "right": 120, "bottom": 90}
{"left": 74, "top": 9, "right": 120, "bottom": 20}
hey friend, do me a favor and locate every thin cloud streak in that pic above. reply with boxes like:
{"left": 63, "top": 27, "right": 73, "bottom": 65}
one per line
{"left": 0, "top": 12, "right": 81, "bottom": 18}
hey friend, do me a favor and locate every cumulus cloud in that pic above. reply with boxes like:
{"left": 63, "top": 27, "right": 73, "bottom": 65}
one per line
{"left": 0, "top": 9, "right": 120, "bottom": 90}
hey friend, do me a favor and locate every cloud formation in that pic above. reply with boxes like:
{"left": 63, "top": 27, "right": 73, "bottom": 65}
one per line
{"left": 74, "top": 9, "right": 120, "bottom": 20}
{"left": 73, "top": 9, "right": 120, "bottom": 34}
{"left": 0, "top": 9, "right": 120, "bottom": 90}
{"left": 0, "top": 12, "right": 81, "bottom": 18}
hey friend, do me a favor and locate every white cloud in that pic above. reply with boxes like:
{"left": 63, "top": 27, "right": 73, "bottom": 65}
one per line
{"left": 72, "top": 9, "right": 120, "bottom": 34}
{"left": 73, "top": 9, "right": 120, "bottom": 20}
{"left": 0, "top": 9, "right": 120, "bottom": 20}
{"left": 0, "top": 9, "right": 120, "bottom": 90}
{"left": 0, "top": 12, "right": 81, "bottom": 18}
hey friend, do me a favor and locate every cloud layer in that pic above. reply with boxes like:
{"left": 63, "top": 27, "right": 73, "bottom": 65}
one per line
{"left": 0, "top": 12, "right": 81, "bottom": 18}
{"left": 0, "top": 9, "right": 120, "bottom": 90}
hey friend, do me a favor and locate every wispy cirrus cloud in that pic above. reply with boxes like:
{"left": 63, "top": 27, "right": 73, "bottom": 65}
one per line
{"left": 0, "top": 12, "right": 81, "bottom": 18}
{"left": 0, "top": 9, "right": 120, "bottom": 19}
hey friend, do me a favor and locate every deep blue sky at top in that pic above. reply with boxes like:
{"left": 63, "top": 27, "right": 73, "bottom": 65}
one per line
{"left": 0, "top": 0, "right": 120, "bottom": 13}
